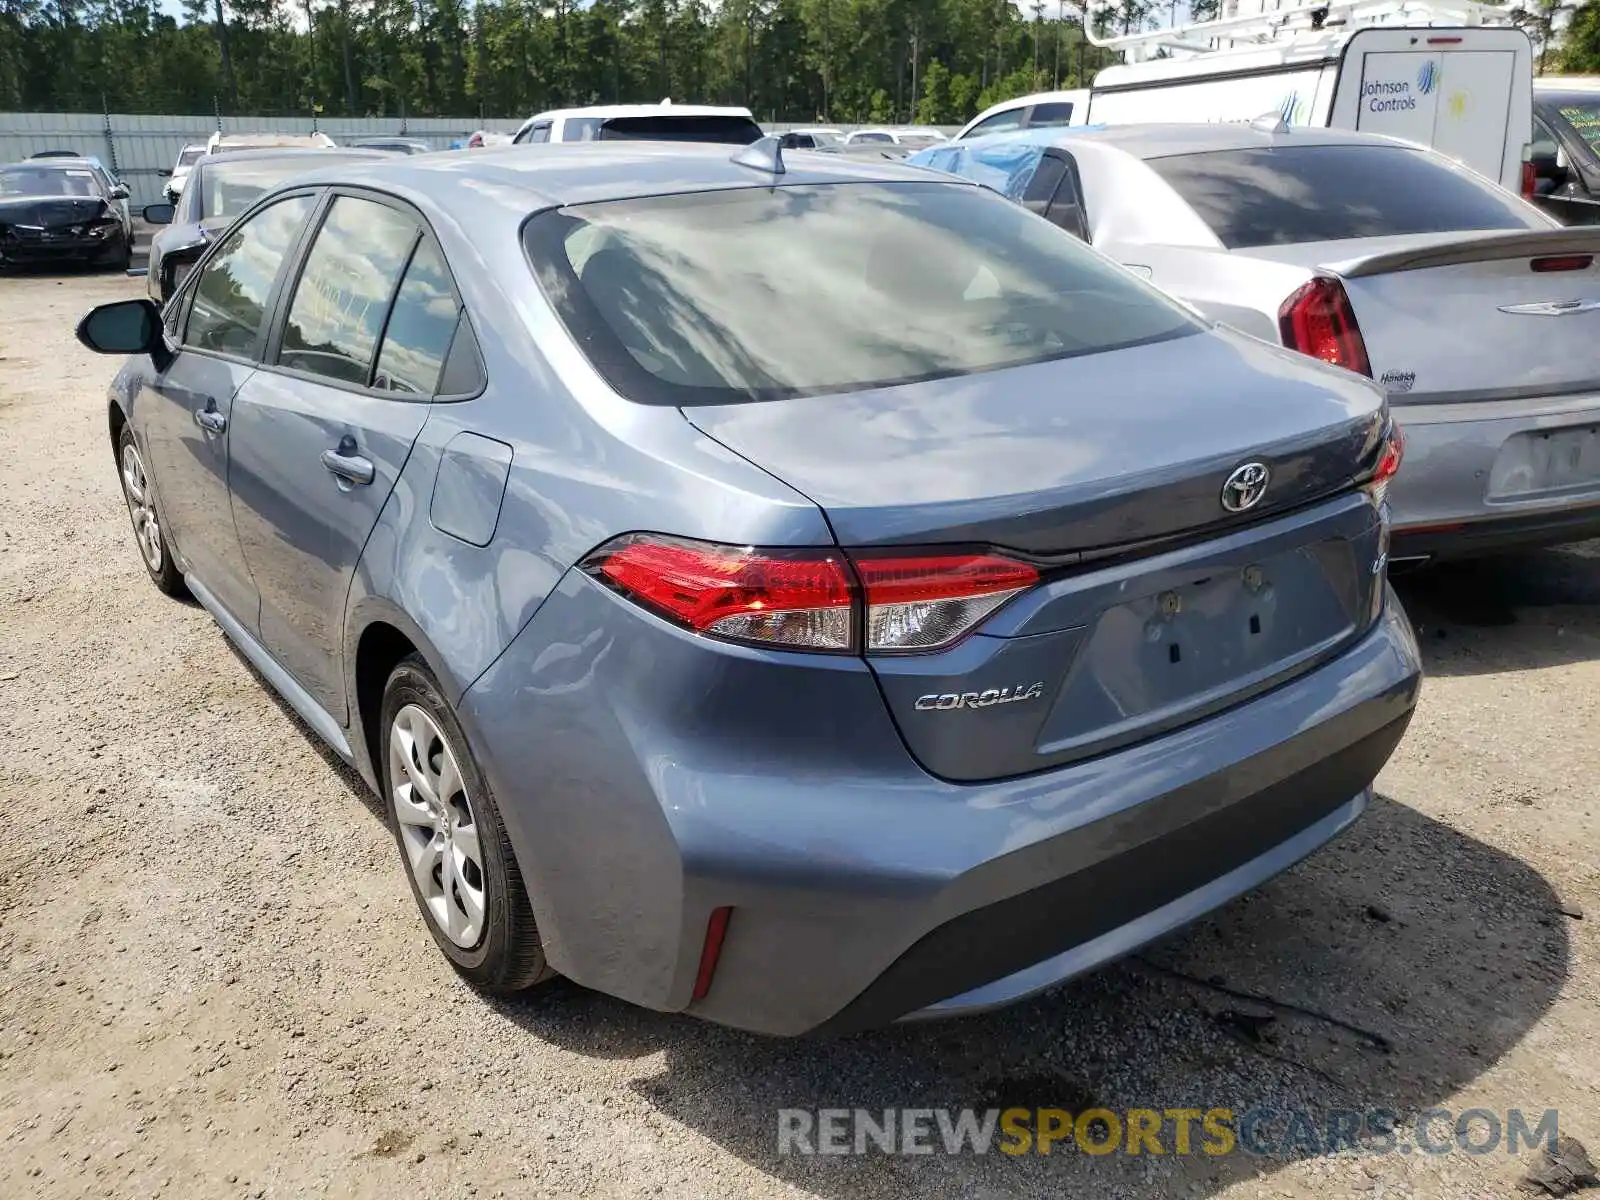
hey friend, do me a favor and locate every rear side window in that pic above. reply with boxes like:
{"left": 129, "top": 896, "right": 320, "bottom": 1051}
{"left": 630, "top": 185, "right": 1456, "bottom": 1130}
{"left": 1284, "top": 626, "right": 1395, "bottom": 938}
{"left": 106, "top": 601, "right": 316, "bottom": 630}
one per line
{"left": 1150, "top": 144, "right": 1538, "bottom": 248}
{"left": 1028, "top": 102, "right": 1076, "bottom": 127}
{"left": 524, "top": 181, "right": 1199, "bottom": 406}
{"left": 1547, "top": 97, "right": 1600, "bottom": 155}
{"left": 185, "top": 194, "right": 316, "bottom": 358}
{"left": 961, "top": 110, "right": 1024, "bottom": 139}
{"left": 373, "top": 237, "right": 461, "bottom": 395}
{"left": 279, "top": 196, "right": 419, "bottom": 385}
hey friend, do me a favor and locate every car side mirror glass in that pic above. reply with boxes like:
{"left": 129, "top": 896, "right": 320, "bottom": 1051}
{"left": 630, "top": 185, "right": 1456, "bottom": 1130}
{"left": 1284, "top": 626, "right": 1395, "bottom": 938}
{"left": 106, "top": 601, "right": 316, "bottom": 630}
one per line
{"left": 143, "top": 202, "right": 175, "bottom": 225}
{"left": 109, "top": 183, "right": 130, "bottom": 200}
{"left": 76, "top": 299, "right": 163, "bottom": 356}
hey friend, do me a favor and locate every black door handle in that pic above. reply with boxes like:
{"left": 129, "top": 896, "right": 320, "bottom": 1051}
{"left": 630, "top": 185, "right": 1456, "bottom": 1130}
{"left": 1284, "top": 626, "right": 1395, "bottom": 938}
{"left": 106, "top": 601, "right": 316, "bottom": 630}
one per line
{"left": 321, "top": 435, "right": 375, "bottom": 486}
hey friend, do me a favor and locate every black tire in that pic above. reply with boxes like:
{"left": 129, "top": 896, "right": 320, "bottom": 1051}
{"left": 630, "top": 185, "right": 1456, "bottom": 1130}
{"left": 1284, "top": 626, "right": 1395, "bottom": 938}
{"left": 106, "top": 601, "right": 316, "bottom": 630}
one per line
{"left": 104, "top": 234, "right": 132, "bottom": 272}
{"left": 380, "top": 654, "right": 553, "bottom": 992}
{"left": 116, "top": 424, "right": 186, "bottom": 596}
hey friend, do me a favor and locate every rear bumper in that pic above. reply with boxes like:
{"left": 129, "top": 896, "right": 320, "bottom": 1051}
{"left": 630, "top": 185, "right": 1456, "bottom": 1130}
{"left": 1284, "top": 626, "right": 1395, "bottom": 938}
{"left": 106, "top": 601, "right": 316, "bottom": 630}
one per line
{"left": 460, "top": 577, "right": 1421, "bottom": 1037}
{"left": 1389, "top": 391, "right": 1600, "bottom": 558}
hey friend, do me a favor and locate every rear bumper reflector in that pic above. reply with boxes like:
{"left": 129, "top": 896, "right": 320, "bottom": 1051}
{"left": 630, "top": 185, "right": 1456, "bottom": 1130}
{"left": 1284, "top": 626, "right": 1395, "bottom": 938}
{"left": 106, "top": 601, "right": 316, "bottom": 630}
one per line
{"left": 692, "top": 906, "right": 734, "bottom": 1001}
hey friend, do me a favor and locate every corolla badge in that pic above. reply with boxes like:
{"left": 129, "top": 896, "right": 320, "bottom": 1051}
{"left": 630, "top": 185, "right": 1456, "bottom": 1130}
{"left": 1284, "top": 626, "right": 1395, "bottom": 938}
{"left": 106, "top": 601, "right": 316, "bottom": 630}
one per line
{"left": 915, "top": 683, "right": 1045, "bottom": 712}
{"left": 1220, "top": 462, "right": 1270, "bottom": 513}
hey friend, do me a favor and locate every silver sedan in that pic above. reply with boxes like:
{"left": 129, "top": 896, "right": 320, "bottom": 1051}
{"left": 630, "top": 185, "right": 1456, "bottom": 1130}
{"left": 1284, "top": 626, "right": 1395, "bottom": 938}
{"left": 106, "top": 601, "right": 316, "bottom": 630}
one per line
{"left": 914, "top": 123, "right": 1600, "bottom": 562}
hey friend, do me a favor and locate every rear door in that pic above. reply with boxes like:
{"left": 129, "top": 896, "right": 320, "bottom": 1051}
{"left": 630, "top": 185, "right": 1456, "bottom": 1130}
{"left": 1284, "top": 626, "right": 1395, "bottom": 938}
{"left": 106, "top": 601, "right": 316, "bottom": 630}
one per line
{"left": 228, "top": 191, "right": 447, "bottom": 722}
{"left": 135, "top": 192, "right": 319, "bottom": 627}
{"left": 1329, "top": 28, "right": 1533, "bottom": 189}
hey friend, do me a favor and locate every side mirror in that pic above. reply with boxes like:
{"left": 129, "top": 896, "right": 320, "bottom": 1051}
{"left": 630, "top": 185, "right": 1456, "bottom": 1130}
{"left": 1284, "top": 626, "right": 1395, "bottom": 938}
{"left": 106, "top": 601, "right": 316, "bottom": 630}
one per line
{"left": 143, "top": 202, "right": 175, "bottom": 225}
{"left": 109, "top": 183, "right": 130, "bottom": 200}
{"left": 76, "top": 299, "right": 169, "bottom": 367}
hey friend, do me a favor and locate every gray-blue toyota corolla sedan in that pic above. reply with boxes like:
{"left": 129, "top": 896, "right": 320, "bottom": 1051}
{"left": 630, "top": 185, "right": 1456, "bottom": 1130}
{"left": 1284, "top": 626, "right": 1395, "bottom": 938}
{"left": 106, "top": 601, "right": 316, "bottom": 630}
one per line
{"left": 77, "top": 140, "right": 1421, "bottom": 1036}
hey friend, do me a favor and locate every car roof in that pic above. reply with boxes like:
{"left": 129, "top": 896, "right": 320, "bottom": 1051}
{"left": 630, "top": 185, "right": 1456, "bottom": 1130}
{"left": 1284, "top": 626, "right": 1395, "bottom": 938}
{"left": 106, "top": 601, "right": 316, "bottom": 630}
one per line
{"left": 268, "top": 139, "right": 955, "bottom": 210}
{"left": 3, "top": 156, "right": 99, "bottom": 169}
{"left": 956, "top": 121, "right": 1406, "bottom": 159}
{"left": 530, "top": 103, "right": 754, "bottom": 122}
{"left": 195, "top": 146, "right": 387, "bottom": 166}
{"left": 1535, "top": 75, "right": 1600, "bottom": 92}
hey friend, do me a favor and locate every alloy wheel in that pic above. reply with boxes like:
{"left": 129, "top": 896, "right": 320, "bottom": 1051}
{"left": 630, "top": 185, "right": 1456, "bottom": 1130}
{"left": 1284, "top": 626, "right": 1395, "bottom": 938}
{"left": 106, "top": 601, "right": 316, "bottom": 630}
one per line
{"left": 389, "top": 703, "right": 488, "bottom": 948}
{"left": 120, "top": 441, "right": 163, "bottom": 573}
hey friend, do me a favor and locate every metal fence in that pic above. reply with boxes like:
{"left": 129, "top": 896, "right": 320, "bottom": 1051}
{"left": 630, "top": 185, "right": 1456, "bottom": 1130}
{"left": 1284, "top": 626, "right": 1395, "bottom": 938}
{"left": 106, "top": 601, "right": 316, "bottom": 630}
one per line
{"left": 0, "top": 112, "right": 526, "bottom": 207}
{"left": 1, "top": 111, "right": 963, "bottom": 208}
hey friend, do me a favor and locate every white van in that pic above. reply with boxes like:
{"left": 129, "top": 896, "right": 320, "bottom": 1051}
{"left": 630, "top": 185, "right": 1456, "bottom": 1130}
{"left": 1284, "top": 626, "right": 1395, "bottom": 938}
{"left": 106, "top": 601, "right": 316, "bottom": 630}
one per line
{"left": 1082, "top": 1, "right": 1534, "bottom": 191}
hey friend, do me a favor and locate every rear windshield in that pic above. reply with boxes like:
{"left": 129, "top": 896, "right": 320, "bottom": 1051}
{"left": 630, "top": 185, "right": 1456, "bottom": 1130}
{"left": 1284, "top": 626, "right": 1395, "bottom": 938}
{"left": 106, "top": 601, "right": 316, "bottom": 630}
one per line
{"left": 1546, "top": 96, "right": 1600, "bottom": 152}
{"left": 1150, "top": 144, "right": 1539, "bottom": 248}
{"left": 523, "top": 181, "right": 1199, "bottom": 405}
{"left": 197, "top": 152, "right": 368, "bottom": 220}
{"left": 594, "top": 115, "right": 762, "bottom": 145}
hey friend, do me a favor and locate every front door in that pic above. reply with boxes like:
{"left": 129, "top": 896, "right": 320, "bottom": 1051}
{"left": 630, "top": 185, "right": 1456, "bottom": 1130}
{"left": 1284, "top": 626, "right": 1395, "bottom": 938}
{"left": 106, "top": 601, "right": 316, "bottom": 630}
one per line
{"left": 228, "top": 193, "right": 443, "bottom": 722}
{"left": 135, "top": 192, "right": 319, "bottom": 627}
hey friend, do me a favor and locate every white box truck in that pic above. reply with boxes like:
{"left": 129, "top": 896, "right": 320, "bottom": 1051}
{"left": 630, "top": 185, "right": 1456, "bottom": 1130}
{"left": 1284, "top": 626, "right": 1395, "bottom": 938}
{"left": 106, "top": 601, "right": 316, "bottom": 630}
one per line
{"left": 1077, "top": 0, "right": 1535, "bottom": 192}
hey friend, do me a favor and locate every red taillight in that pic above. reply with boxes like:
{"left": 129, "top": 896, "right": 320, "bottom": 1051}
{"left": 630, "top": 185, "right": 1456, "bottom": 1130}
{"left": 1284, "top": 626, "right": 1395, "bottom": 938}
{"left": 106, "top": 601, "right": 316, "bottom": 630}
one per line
{"left": 587, "top": 534, "right": 855, "bottom": 650}
{"left": 851, "top": 553, "right": 1040, "bottom": 653}
{"left": 1531, "top": 254, "right": 1594, "bottom": 272}
{"left": 1278, "top": 277, "right": 1372, "bottom": 377}
{"left": 1522, "top": 159, "right": 1538, "bottom": 201}
{"left": 1364, "top": 423, "right": 1405, "bottom": 506}
{"left": 583, "top": 535, "right": 1039, "bottom": 654}
{"left": 692, "top": 906, "right": 732, "bottom": 1001}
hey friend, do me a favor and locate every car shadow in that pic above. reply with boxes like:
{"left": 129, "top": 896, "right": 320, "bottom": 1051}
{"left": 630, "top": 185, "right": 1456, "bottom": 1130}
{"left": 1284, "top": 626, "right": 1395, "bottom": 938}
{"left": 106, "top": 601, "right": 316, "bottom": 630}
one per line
{"left": 1392, "top": 539, "right": 1600, "bottom": 678}
{"left": 482, "top": 794, "right": 1569, "bottom": 1196}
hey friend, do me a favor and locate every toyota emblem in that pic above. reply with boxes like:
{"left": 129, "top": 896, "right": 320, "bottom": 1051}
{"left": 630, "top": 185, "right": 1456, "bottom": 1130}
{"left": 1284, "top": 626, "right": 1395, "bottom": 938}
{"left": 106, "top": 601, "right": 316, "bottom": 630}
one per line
{"left": 1221, "top": 462, "right": 1270, "bottom": 513}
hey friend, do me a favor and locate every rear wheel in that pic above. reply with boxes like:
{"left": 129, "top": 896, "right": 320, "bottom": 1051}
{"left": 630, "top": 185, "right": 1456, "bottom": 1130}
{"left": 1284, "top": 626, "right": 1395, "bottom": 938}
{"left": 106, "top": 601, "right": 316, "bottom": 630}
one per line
{"left": 380, "top": 655, "right": 552, "bottom": 992}
{"left": 117, "top": 426, "right": 185, "bottom": 596}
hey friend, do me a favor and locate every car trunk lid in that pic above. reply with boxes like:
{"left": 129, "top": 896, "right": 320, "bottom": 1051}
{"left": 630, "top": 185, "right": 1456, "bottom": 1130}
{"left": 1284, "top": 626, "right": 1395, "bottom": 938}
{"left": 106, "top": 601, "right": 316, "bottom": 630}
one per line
{"left": 684, "top": 327, "right": 1391, "bottom": 782}
{"left": 1255, "top": 229, "right": 1600, "bottom": 401}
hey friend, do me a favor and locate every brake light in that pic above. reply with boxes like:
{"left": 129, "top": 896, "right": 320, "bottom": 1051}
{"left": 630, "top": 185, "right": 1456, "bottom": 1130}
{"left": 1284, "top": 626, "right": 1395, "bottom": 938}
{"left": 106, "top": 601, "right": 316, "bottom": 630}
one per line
{"left": 852, "top": 553, "right": 1040, "bottom": 653}
{"left": 1278, "top": 276, "right": 1372, "bottom": 377}
{"left": 1364, "top": 423, "right": 1405, "bottom": 506}
{"left": 583, "top": 535, "right": 1040, "bottom": 654}
{"left": 1531, "top": 254, "right": 1594, "bottom": 272}
{"left": 1522, "top": 159, "right": 1538, "bottom": 201}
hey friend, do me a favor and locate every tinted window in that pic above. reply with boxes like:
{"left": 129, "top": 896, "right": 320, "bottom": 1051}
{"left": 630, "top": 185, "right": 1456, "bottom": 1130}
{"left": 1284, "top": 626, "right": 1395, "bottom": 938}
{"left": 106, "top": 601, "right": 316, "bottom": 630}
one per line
{"left": 280, "top": 197, "right": 418, "bottom": 385}
{"left": 1151, "top": 144, "right": 1538, "bottom": 248}
{"left": 1022, "top": 155, "right": 1069, "bottom": 215}
{"left": 962, "top": 110, "right": 1024, "bottom": 139}
{"left": 373, "top": 238, "right": 460, "bottom": 395}
{"left": 185, "top": 194, "right": 316, "bottom": 358}
{"left": 596, "top": 116, "right": 762, "bottom": 144}
{"left": 524, "top": 181, "right": 1198, "bottom": 406}
{"left": 1028, "top": 102, "right": 1075, "bottom": 127}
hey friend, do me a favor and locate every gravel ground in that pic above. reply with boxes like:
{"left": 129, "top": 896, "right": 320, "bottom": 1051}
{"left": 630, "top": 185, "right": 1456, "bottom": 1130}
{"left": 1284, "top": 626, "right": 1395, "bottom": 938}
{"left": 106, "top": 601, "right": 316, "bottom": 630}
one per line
{"left": 1, "top": 271, "right": 1597, "bottom": 1200}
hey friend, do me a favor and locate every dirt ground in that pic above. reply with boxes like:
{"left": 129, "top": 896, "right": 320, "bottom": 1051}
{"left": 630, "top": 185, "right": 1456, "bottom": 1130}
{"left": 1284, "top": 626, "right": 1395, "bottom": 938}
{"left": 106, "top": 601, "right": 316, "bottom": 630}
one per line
{"left": 1, "top": 270, "right": 1597, "bottom": 1200}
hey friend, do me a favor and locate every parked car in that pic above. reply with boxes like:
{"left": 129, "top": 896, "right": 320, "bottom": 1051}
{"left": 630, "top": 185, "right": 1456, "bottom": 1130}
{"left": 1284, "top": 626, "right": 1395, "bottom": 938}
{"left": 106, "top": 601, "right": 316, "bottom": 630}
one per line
{"left": 842, "top": 127, "right": 947, "bottom": 148}
{"left": 911, "top": 121, "right": 1600, "bottom": 561}
{"left": 1531, "top": 77, "right": 1600, "bottom": 225}
{"left": 348, "top": 137, "right": 434, "bottom": 155}
{"left": 163, "top": 144, "right": 207, "bottom": 204}
{"left": 955, "top": 89, "right": 1090, "bottom": 139}
{"left": 142, "top": 147, "right": 387, "bottom": 304}
{"left": 509, "top": 102, "right": 762, "bottom": 145}
{"left": 205, "top": 131, "right": 338, "bottom": 155}
{"left": 779, "top": 127, "right": 843, "bottom": 149}
{"left": 76, "top": 140, "right": 1419, "bottom": 1035}
{"left": 0, "top": 157, "right": 133, "bottom": 270}
{"left": 465, "top": 130, "right": 512, "bottom": 149}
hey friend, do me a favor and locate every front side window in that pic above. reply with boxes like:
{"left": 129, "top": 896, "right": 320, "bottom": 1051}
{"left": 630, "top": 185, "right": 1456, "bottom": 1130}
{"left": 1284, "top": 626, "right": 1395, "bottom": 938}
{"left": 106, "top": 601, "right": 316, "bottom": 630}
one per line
{"left": 528, "top": 123, "right": 552, "bottom": 144}
{"left": 524, "top": 181, "right": 1199, "bottom": 406}
{"left": 962, "top": 110, "right": 1024, "bottom": 139}
{"left": 185, "top": 194, "right": 317, "bottom": 358}
{"left": 1150, "top": 144, "right": 1540, "bottom": 248}
{"left": 1546, "top": 96, "right": 1600, "bottom": 164}
{"left": 372, "top": 237, "right": 462, "bottom": 395}
{"left": 279, "top": 196, "right": 419, "bottom": 386}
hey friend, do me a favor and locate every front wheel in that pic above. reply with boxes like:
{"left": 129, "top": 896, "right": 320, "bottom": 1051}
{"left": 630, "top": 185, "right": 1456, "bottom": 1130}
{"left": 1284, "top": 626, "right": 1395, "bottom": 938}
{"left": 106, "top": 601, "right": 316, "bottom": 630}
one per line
{"left": 380, "top": 655, "right": 553, "bottom": 993}
{"left": 117, "top": 425, "right": 185, "bottom": 596}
